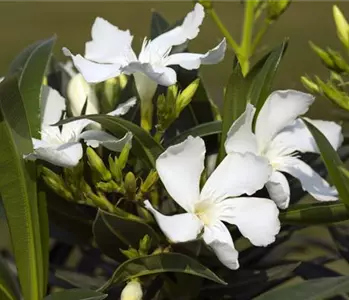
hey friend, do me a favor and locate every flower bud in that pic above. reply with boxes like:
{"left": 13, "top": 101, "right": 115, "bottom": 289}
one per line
{"left": 124, "top": 172, "right": 137, "bottom": 200}
{"left": 266, "top": 0, "right": 291, "bottom": 21}
{"left": 88, "top": 191, "right": 115, "bottom": 213}
{"left": 120, "top": 248, "right": 140, "bottom": 259}
{"left": 138, "top": 235, "right": 151, "bottom": 255}
{"left": 108, "top": 155, "right": 123, "bottom": 184}
{"left": 140, "top": 170, "right": 158, "bottom": 193}
{"left": 316, "top": 77, "right": 349, "bottom": 110}
{"left": 121, "top": 280, "right": 143, "bottom": 300}
{"left": 119, "top": 140, "right": 132, "bottom": 170}
{"left": 309, "top": 42, "right": 336, "bottom": 69}
{"left": 333, "top": 5, "right": 349, "bottom": 49}
{"left": 67, "top": 73, "right": 99, "bottom": 116}
{"left": 301, "top": 76, "right": 320, "bottom": 94}
{"left": 176, "top": 79, "right": 200, "bottom": 116}
{"left": 86, "top": 147, "right": 112, "bottom": 182}
{"left": 41, "top": 167, "right": 73, "bottom": 201}
{"left": 101, "top": 74, "right": 128, "bottom": 113}
{"left": 96, "top": 180, "right": 124, "bottom": 193}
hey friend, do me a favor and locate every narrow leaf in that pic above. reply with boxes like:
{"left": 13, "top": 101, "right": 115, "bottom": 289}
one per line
{"left": 0, "top": 256, "right": 21, "bottom": 300}
{"left": 303, "top": 119, "right": 349, "bottom": 204}
{"left": 0, "top": 77, "right": 43, "bottom": 299}
{"left": 99, "top": 253, "right": 226, "bottom": 291}
{"left": 44, "top": 289, "right": 107, "bottom": 300}
{"left": 255, "top": 276, "right": 349, "bottom": 300}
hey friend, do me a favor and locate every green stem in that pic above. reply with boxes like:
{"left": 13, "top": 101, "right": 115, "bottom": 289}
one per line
{"left": 240, "top": 0, "right": 257, "bottom": 75}
{"left": 153, "top": 130, "right": 164, "bottom": 143}
{"left": 205, "top": 5, "right": 239, "bottom": 53}
{"left": 251, "top": 20, "right": 271, "bottom": 54}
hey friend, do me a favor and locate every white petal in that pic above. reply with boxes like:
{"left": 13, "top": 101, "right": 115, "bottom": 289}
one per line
{"left": 60, "top": 119, "right": 94, "bottom": 142}
{"left": 255, "top": 90, "right": 315, "bottom": 151}
{"left": 24, "top": 142, "right": 83, "bottom": 168}
{"left": 144, "top": 200, "right": 203, "bottom": 243}
{"left": 80, "top": 131, "right": 132, "bottom": 152}
{"left": 200, "top": 152, "right": 271, "bottom": 201}
{"left": 164, "top": 39, "right": 226, "bottom": 70}
{"left": 265, "top": 171, "right": 290, "bottom": 209}
{"left": 132, "top": 72, "right": 158, "bottom": 104}
{"left": 273, "top": 118, "right": 343, "bottom": 154}
{"left": 203, "top": 221, "right": 239, "bottom": 270}
{"left": 85, "top": 17, "right": 134, "bottom": 64}
{"left": 277, "top": 157, "right": 338, "bottom": 201}
{"left": 224, "top": 103, "right": 258, "bottom": 154}
{"left": 107, "top": 97, "right": 137, "bottom": 116}
{"left": 124, "top": 62, "right": 177, "bottom": 86}
{"left": 67, "top": 73, "right": 99, "bottom": 116}
{"left": 218, "top": 197, "right": 280, "bottom": 246}
{"left": 41, "top": 86, "right": 66, "bottom": 126}
{"left": 156, "top": 136, "right": 205, "bottom": 212}
{"left": 62, "top": 48, "right": 122, "bottom": 83}
{"left": 148, "top": 3, "right": 205, "bottom": 57}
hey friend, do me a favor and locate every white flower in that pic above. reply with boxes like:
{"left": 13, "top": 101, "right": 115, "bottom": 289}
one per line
{"left": 225, "top": 90, "right": 343, "bottom": 209}
{"left": 24, "top": 86, "right": 136, "bottom": 168}
{"left": 121, "top": 280, "right": 143, "bottom": 300}
{"left": 62, "top": 4, "right": 226, "bottom": 87}
{"left": 144, "top": 136, "right": 280, "bottom": 270}
{"left": 67, "top": 73, "right": 99, "bottom": 116}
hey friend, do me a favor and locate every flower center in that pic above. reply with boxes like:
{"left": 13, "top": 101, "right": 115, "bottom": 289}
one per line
{"left": 194, "top": 200, "right": 218, "bottom": 226}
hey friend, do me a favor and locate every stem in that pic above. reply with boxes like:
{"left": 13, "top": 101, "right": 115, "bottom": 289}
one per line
{"left": 240, "top": 0, "right": 257, "bottom": 75}
{"left": 251, "top": 20, "right": 271, "bottom": 54}
{"left": 153, "top": 129, "right": 163, "bottom": 143}
{"left": 205, "top": 5, "right": 239, "bottom": 53}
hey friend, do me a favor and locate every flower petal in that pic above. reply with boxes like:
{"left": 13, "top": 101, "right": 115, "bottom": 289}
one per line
{"left": 255, "top": 90, "right": 314, "bottom": 151}
{"left": 200, "top": 152, "right": 271, "bottom": 201}
{"left": 156, "top": 136, "right": 205, "bottom": 212}
{"left": 84, "top": 17, "right": 134, "bottom": 64}
{"left": 144, "top": 200, "right": 203, "bottom": 243}
{"left": 265, "top": 171, "right": 290, "bottom": 209}
{"left": 107, "top": 97, "right": 137, "bottom": 116}
{"left": 218, "top": 197, "right": 280, "bottom": 246}
{"left": 224, "top": 103, "right": 258, "bottom": 154}
{"left": 24, "top": 141, "right": 83, "bottom": 168}
{"left": 67, "top": 73, "right": 99, "bottom": 116}
{"left": 80, "top": 131, "right": 132, "bottom": 152}
{"left": 61, "top": 119, "right": 94, "bottom": 142}
{"left": 277, "top": 156, "right": 338, "bottom": 201}
{"left": 148, "top": 3, "right": 205, "bottom": 57}
{"left": 124, "top": 62, "right": 177, "bottom": 86}
{"left": 62, "top": 48, "right": 122, "bottom": 83}
{"left": 273, "top": 118, "right": 343, "bottom": 154}
{"left": 164, "top": 38, "right": 226, "bottom": 70}
{"left": 41, "top": 86, "right": 66, "bottom": 126}
{"left": 203, "top": 221, "right": 239, "bottom": 270}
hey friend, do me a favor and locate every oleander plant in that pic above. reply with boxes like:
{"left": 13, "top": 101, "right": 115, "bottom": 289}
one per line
{"left": 3, "top": 1, "right": 349, "bottom": 300}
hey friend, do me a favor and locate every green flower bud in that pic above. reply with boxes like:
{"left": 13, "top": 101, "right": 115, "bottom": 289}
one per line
{"left": 301, "top": 76, "right": 320, "bottom": 94}
{"left": 120, "top": 279, "right": 143, "bottom": 300}
{"left": 120, "top": 248, "right": 140, "bottom": 259}
{"left": 266, "top": 0, "right": 291, "bottom": 21}
{"left": 119, "top": 141, "right": 132, "bottom": 170}
{"left": 88, "top": 191, "right": 115, "bottom": 213}
{"left": 42, "top": 167, "right": 73, "bottom": 201}
{"left": 108, "top": 155, "right": 123, "bottom": 184}
{"left": 309, "top": 42, "right": 336, "bottom": 69}
{"left": 96, "top": 180, "right": 124, "bottom": 193}
{"left": 138, "top": 235, "right": 151, "bottom": 255}
{"left": 176, "top": 79, "right": 200, "bottom": 116}
{"left": 316, "top": 76, "right": 349, "bottom": 110}
{"left": 327, "top": 48, "right": 349, "bottom": 73}
{"left": 86, "top": 147, "right": 112, "bottom": 182}
{"left": 140, "top": 170, "right": 159, "bottom": 193}
{"left": 333, "top": 5, "right": 349, "bottom": 49}
{"left": 124, "top": 172, "right": 137, "bottom": 200}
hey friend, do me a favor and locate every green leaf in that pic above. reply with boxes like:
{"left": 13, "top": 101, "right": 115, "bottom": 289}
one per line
{"left": 303, "top": 119, "right": 349, "bottom": 204}
{"left": 280, "top": 202, "right": 349, "bottom": 225}
{"left": 99, "top": 253, "right": 226, "bottom": 291}
{"left": 44, "top": 289, "right": 107, "bottom": 300}
{"left": 93, "top": 209, "right": 160, "bottom": 261}
{"left": 8, "top": 36, "right": 56, "bottom": 138}
{"left": 55, "top": 270, "right": 106, "bottom": 289}
{"left": 58, "top": 115, "right": 164, "bottom": 169}
{"left": 167, "top": 121, "right": 222, "bottom": 145}
{"left": 218, "top": 62, "right": 248, "bottom": 163}
{"left": 248, "top": 39, "right": 288, "bottom": 115}
{"left": 255, "top": 276, "right": 349, "bottom": 300}
{"left": 0, "top": 256, "right": 21, "bottom": 300}
{"left": 150, "top": 11, "right": 170, "bottom": 39}
{"left": 0, "top": 77, "right": 44, "bottom": 299}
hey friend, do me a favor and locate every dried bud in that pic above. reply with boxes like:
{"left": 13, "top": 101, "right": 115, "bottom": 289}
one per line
{"left": 86, "top": 147, "right": 111, "bottom": 182}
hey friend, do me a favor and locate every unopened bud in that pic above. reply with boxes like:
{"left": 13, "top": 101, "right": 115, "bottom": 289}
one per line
{"left": 88, "top": 192, "right": 115, "bottom": 213}
{"left": 121, "top": 280, "right": 143, "bottom": 300}
{"left": 125, "top": 172, "right": 137, "bottom": 200}
{"left": 120, "top": 248, "right": 140, "bottom": 259}
{"left": 119, "top": 141, "right": 132, "bottom": 170}
{"left": 333, "top": 5, "right": 349, "bottom": 48}
{"left": 42, "top": 167, "right": 73, "bottom": 201}
{"left": 140, "top": 170, "right": 158, "bottom": 193}
{"left": 86, "top": 147, "right": 111, "bottom": 182}
{"left": 176, "top": 79, "right": 200, "bottom": 116}
{"left": 301, "top": 76, "right": 320, "bottom": 94}
{"left": 309, "top": 42, "right": 336, "bottom": 69}
{"left": 108, "top": 155, "right": 123, "bottom": 183}
{"left": 96, "top": 180, "right": 124, "bottom": 193}
{"left": 266, "top": 0, "right": 291, "bottom": 21}
{"left": 316, "top": 77, "right": 349, "bottom": 110}
{"left": 138, "top": 235, "right": 151, "bottom": 255}
{"left": 327, "top": 48, "right": 349, "bottom": 73}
